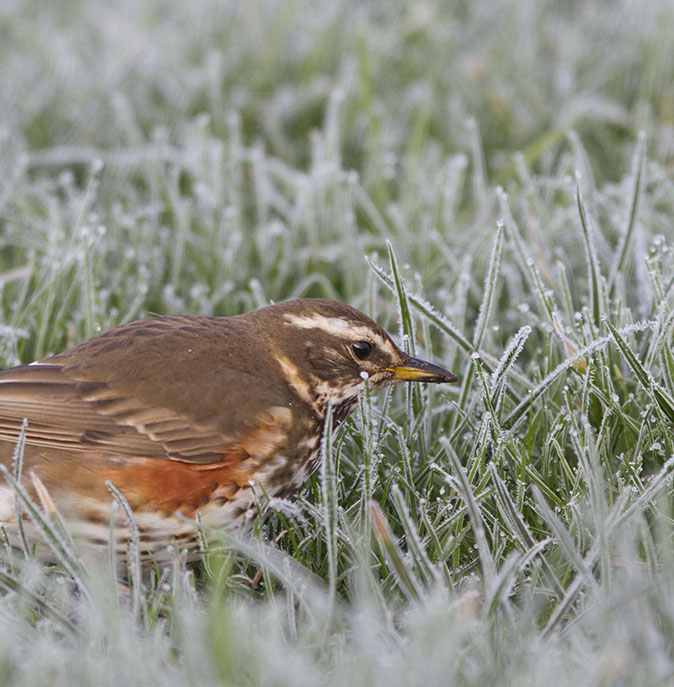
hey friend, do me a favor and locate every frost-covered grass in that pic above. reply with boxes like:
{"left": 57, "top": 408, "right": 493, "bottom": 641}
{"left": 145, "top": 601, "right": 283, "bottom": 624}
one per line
{"left": 2, "top": 0, "right": 674, "bottom": 684}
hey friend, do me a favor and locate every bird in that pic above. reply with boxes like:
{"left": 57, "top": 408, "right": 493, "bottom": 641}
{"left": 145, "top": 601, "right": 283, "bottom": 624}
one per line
{"left": 0, "top": 298, "right": 456, "bottom": 565}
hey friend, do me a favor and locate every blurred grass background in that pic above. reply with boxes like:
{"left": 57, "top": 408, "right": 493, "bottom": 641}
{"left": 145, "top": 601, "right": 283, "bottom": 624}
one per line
{"left": 1, "top": 0, "right": 674, "bottom": 684}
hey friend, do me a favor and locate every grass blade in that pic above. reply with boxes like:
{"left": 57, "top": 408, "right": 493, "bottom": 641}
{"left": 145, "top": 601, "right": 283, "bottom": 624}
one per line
{"left": 319, "top": 401, "right": 337, "bottom": 611}
{"left": 609, "top": 131, "right": 646, "bottom": 295}
{"left": 106, "top": 481, "right": 144, "bottom": 624}
{"left": 575, "top": 180, "right": 603, "bottom": 328}
{"left": 606, "top": 318, "right": 674, "bottom": 423}
{"left": 443, "top": 439, "right": 495, "bottom": 586}
{"left": 473, "top": 221, "right": 504, "bottom": 350}
{"left": 0, "top": 465, "right": 88, "bottom": 592}
{"left": 370, "top": 501, "right": 422, "bottom": 602}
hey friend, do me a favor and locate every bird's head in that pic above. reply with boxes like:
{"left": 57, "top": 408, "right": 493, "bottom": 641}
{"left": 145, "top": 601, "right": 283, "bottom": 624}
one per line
{"left": 259, "top": 299, "right": 457, "bottom": 422}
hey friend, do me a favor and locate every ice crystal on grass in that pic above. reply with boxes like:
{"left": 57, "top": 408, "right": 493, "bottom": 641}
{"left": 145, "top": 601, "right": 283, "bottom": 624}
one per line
{"left": 2, "top": 0, "right": 674, "bottom": 684}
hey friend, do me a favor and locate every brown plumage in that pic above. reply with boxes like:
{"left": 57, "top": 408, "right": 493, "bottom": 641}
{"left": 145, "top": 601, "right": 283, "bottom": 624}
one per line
{"left": 0, "top": 298, "right": 456, "bottom": 564}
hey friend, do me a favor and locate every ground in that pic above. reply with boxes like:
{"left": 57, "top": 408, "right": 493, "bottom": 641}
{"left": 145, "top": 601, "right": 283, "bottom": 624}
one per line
{"left": 1, "top": 0, "right": 674, "bottom": 685}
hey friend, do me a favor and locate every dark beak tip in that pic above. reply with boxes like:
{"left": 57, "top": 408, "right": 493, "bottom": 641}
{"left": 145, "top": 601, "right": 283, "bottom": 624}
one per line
{"left": 430, "top": 371, "right": 458, "bottom": 384}
{"left": 402, "top": 355, "right": 458, "bottom": 384}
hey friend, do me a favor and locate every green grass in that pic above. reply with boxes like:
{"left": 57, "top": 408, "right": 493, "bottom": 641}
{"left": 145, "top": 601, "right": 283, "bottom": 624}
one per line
{"left": 2, "top": 0, "right": 674, "bottom": 684}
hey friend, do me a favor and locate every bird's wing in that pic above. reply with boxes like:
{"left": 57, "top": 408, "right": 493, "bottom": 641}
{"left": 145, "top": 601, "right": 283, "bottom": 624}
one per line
{"left": 0, "top": 318, "right": 293, "bottom": 464}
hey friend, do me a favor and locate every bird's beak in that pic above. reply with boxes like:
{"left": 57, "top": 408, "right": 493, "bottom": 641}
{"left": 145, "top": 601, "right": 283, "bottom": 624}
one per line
{"left": 386, "top": 355, "right": 458, "bottom": 384}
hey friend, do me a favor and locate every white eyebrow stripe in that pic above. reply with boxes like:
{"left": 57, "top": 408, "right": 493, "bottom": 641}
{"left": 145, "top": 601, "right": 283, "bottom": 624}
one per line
{"left": 284, "top": 313, "right": 384, "bottom": 344}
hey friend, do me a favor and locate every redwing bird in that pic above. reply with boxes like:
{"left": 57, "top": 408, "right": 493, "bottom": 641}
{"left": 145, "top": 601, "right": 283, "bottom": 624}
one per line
{"left": 0, "top": 298, "right": 456, "bottom": 564}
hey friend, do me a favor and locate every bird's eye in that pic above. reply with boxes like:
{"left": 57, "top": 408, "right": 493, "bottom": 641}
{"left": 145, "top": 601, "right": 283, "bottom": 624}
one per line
{"left": 352, "top": 341, "right": 373, "bottom": 360}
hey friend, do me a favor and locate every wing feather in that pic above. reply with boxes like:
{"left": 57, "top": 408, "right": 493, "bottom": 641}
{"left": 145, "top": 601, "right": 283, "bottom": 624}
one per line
{"left": 0, "top": 317, "right": 292, "bottom": 464}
